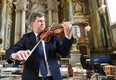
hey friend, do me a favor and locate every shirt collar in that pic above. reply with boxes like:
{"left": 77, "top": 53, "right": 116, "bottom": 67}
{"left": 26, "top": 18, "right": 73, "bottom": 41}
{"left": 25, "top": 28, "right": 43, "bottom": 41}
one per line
{"left": 34, "top": 32, "right": 38, "bottom": 37}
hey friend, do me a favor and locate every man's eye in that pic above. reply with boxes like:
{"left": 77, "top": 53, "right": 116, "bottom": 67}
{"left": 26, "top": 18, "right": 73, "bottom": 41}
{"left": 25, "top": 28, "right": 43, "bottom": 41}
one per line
{"left": 37, "top": 21, "right": 41, "bottom": 22}
{"left": 37, "top": 20, "right": 44, "bottom": 22}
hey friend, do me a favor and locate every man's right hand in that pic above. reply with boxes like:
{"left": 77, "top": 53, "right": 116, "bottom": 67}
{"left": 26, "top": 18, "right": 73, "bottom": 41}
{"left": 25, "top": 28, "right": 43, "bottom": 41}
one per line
{"left": 11, "top": 50, "right": 31, "bottom": 61}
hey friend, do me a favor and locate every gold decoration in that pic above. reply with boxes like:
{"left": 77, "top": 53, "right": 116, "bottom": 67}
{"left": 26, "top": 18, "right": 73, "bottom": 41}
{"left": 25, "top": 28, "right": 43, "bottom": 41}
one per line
{"left": 1, "top": 0, "right": 13, "bottom": 15}
{"left": 77, "top": 36, "right": 89, "bottom": 45}
{"left": 2, "top": 0, "right": 6, "bottom": 3}
{"left": 71, "top": 35, "right": 78, "bottom": 51}
{"left": 73, "top": 1, "right": 83, "bottom": 15}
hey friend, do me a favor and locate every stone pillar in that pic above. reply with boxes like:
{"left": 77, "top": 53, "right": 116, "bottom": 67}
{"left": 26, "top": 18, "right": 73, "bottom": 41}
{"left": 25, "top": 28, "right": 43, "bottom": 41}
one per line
{"left": 67, "top": 0, "right": 76, "bottom": 35}
{"left": 21, "top": 0, "right": 28, "bottom": 36}
{"left": 46, "top": 0, "right": 59, "bottom": 26}
{"left": 53, "top": 10, "right": 59, "bottom": 24}
{"left": 53, "top": 0, "right": 59, "bottom": 25}
{"left": 14, "top": 0, "right": 28, "bottom": 43}
{"left": 46, "top": 0, "right": 53, "bottom": 26}
{"left": 48, "top": 9, "right": 52, "bottom": 26}
{"left": 14, "top": 9, "right": 21, "bottom": 43}
{"left": 21, "top": 9, "right": 25, "bottom": 36}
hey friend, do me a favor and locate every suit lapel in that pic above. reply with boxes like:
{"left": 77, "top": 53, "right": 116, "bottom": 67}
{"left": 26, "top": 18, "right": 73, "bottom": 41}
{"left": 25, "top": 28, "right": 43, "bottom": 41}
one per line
{"left": 30, "top": 32, "right": 37, "bottom": 46}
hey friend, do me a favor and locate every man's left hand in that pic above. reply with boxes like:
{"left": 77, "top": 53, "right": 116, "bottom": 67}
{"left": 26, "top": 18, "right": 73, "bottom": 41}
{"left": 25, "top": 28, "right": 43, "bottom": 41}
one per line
{"left": 62, "top": 22, "right": 72, "bottom": 37}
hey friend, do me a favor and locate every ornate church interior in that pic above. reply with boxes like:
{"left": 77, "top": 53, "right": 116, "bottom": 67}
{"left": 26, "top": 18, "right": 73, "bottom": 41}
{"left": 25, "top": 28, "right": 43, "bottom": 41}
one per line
{"left": 0, "top": 0, "right": 116, "bottom": 80}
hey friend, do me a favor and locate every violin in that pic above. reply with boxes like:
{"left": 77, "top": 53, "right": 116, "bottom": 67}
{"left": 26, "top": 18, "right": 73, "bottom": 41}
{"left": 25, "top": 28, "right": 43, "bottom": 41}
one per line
{"left": 39, "top": 22, "right": 79, "bottom": 42}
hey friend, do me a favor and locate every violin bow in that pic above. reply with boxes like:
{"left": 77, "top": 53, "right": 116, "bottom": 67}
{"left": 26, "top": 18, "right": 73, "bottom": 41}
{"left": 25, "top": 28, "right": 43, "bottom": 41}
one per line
{"left": 20, "top": 22, "right": 56, "bottom": 64}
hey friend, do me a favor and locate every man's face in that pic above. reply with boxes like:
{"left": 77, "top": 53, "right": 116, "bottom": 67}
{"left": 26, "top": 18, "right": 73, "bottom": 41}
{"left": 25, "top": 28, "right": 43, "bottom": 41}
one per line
{"left": 31, "top": 16, "right": 45, "bottom": 34}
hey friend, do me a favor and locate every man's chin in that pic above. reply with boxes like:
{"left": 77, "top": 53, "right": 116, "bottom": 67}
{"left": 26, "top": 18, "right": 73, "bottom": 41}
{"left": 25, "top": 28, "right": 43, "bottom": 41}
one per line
{"left": 39, "top": 29, "right": 45, "bottom": 32}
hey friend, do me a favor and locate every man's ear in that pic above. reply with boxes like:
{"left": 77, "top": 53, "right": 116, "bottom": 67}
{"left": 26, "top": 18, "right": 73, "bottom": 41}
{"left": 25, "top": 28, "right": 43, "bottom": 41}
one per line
{"left": 31, "top": 22, "right": 34, "bottom": 27}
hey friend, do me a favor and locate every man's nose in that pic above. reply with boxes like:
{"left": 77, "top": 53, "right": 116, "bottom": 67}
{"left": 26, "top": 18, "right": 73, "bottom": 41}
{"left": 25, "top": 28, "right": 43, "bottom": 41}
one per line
{"left": 41, "top": 21, "right": 45, "bottom": 24}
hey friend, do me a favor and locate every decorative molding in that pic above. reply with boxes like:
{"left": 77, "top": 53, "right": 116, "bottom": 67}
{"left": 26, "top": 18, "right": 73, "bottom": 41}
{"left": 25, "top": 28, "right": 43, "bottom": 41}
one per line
{"left": 8, "top": 18, "right": 12, "bottom": 26}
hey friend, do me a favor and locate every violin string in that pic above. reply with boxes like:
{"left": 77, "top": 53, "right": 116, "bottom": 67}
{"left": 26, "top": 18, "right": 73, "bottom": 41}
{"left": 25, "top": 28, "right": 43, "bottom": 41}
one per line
{"left": 52, "top": 26, "right": 63, "bottom": 30}
{"left": 52, "top": 22, "right": 79, "bottom": 30}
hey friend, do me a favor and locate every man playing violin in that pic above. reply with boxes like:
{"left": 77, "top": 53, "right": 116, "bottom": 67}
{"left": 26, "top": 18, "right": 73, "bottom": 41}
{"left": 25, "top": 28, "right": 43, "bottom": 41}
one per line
{"left": 5, "top": 12, "right": 74, "bottom": 80}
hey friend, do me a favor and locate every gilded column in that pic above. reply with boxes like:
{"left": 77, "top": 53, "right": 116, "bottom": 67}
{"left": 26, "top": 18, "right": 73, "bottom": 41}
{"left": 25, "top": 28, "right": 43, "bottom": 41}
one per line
{"left": 103, "top": 14, "right": 111, "bottom": 49}
{"left": 0, "top": 0, "right": 13, "bottom": 49}
{"left": 4, "top": 0, "right": 9, "bottom": 48}
{"left": 98, "top": 0, "right": 112, "bottom": 49}
{"left": 88, "top": 0, "right": 103, "bottom": 49}
{"left": 0, "top": 0, "right": 7, "bottom": 48}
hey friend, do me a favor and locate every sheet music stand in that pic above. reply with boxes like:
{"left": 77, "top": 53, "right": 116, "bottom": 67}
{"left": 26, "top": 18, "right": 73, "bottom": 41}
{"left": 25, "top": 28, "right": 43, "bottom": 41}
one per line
{"left": 87, "top": 62, "right": 96, "bottom": 71}
{"left": 94, "top": 64, "right": 106, "bottom": 76}
{"left": 109, "top": 54, "right": 116, "bottom": 65}
{"left": 80, "top": 55, "right": 88, "bottom": 69}
{"left": 80, "top": 56, "right": 96, "bottom": 71}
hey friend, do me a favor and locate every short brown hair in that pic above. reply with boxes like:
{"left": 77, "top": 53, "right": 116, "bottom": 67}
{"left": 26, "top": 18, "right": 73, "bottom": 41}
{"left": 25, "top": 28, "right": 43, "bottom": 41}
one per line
{"left": 30, "top": 12, "right": 44, "bottom": 23}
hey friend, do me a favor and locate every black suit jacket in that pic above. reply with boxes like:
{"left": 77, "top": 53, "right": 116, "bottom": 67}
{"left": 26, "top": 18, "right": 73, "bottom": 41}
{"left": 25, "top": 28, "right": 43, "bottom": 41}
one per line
{"left": 5, "top": 32, "right": 74, "bottom": 80}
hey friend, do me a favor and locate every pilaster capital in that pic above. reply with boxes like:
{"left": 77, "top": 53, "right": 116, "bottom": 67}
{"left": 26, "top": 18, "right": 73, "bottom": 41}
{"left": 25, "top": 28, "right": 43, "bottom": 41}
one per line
{"left": 14, "top": 0, "right": 29, "bottom": 11}
{"left": 45, "top": 0, "right": 59, "bottom": 10}
{"left": 15, "top": 9, "right": 21, "bottom": 13}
